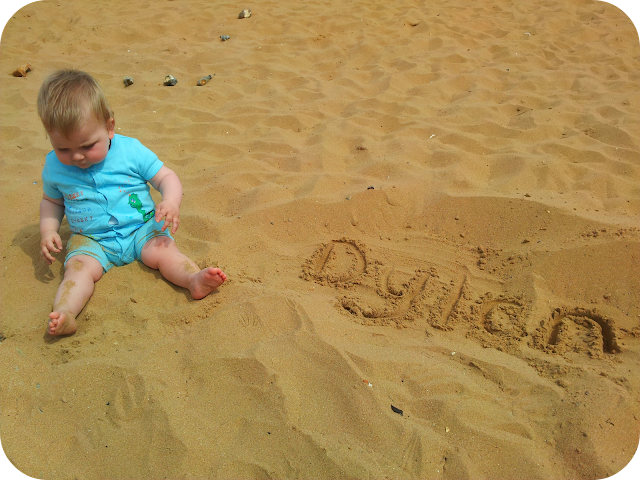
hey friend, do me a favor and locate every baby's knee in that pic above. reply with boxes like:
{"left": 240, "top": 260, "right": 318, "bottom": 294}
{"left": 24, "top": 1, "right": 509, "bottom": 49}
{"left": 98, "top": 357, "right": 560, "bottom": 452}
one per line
{"left": 65, "top": 255, "right": 104, "bottom": 281}
{"left": 66, "top": 257, "right": 86, "bottom": 271}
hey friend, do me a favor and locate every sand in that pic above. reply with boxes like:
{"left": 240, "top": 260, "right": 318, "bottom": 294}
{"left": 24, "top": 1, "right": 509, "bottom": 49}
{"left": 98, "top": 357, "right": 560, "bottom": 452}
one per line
{"left": 1, "top": 0, "right": 639, "bottom": 479}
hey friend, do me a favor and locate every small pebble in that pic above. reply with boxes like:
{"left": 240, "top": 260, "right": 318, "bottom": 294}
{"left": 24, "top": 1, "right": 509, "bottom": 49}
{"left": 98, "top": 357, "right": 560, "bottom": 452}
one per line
{"left": 13, "top": 63, "right": 31, "bottom": 77}
{"left": 163, "top": 75, "right": 178, "bottom": 86}
{"left": 13, "top": 63, "right": 32, "bottom": 77}
{"left": 220, "top": 35, "right": 230, "bottom": 41}
{"left": 238, "top": 9, "right": 252, "bottom": 19}
{"left": 123, "top": 76, "right": 134, "bottom": 87}
{"left": 197, "top": 75, "right": 212, "bottom": 86}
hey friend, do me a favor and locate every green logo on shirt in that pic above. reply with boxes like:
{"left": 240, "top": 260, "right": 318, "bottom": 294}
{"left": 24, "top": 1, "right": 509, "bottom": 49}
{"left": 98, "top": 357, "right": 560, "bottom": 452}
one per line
{"left": 128, "top": 193, "right": 155, "bottom": 222}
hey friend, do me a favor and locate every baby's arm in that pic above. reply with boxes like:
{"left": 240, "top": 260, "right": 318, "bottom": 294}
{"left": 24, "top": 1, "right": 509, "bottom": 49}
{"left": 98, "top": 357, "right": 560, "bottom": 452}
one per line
{"left": 149, "top": 165, "right": 183, "bottom": 234}
{"left": 40, "top": 194, "right": 65, "bottom": 264}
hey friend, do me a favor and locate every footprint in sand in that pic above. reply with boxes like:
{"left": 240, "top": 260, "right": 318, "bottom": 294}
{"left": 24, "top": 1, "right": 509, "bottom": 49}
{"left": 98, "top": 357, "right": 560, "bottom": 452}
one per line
{"left": 531, "top": 307, "right": 621, "bottom": 358}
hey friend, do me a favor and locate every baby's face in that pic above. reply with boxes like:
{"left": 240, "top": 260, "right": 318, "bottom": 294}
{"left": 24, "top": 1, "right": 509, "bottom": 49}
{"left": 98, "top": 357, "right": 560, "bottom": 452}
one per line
{"left": 48, "top": 113, "right": 115, "bottom": 169}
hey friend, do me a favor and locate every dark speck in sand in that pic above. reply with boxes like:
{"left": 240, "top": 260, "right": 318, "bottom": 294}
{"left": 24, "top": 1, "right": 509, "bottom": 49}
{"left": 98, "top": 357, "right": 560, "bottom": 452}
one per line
{"left": 220, "top": 35, "right": 230, "bottom": 41}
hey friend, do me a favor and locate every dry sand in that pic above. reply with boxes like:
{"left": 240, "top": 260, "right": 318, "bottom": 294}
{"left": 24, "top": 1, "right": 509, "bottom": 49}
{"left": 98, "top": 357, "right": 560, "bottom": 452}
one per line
{"left": 1, "top": 0, "right": 639, "bottom": 479}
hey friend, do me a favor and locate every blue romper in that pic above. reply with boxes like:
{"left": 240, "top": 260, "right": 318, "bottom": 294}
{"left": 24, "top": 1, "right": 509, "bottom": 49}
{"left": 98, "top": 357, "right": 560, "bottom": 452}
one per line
{"left": 42, "top": 134, "right": 172, "bottom": 272}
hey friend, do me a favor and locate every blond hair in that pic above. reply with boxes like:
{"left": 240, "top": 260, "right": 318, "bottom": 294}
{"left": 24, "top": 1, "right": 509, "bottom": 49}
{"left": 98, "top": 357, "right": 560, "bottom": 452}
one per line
{"left": 37, "top": 69, "right": 113, "bottom": 136}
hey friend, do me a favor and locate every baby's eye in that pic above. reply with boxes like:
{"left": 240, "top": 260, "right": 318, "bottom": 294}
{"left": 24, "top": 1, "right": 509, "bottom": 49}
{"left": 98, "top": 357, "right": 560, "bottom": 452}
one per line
{"left": 83, "top": 143, "right": 97, "bottom": 150}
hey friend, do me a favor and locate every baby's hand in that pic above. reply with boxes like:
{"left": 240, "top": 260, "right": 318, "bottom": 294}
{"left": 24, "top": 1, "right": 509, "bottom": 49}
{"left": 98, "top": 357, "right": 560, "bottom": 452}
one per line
{"left": 155, "top": 200, "right": 180, "bottom": 234}
{"left": 41, "top": 230, "right": 63, "bottom": 264}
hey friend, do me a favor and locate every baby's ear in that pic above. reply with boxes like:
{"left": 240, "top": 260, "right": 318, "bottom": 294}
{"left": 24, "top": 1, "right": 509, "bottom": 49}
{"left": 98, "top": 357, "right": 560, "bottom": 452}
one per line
{"left": 106, "top": 117, "right": 115, "bottom": 138}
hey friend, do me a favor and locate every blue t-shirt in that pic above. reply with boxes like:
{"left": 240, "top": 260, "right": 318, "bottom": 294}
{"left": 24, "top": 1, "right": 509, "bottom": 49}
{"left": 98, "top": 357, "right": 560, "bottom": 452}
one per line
{"left": 42, "top": 134, "right": 163, "bottom": 241}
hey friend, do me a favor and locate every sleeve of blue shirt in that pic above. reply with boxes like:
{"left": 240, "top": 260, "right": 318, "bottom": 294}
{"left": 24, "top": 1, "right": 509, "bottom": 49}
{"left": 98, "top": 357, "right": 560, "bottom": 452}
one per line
{"left": 41, "top": 153, "right": 63, "bottom": 199}
{"left": 130, "top": 137, "right": 163, "bottom": 181}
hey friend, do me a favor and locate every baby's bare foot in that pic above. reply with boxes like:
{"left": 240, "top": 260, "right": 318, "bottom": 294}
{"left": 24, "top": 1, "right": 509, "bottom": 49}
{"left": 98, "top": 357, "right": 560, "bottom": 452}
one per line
{"left": 189, "top": 267, "right": 227, "bottom": 299}
{"left": 47, "top": 310, "right": 78, "bottom": 336}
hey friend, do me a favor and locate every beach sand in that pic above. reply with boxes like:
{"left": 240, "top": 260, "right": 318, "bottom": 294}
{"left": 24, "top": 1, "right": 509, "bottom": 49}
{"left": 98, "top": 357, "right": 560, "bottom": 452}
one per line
{"left": 1, "top": 0, "right": 639, "bottom": 478}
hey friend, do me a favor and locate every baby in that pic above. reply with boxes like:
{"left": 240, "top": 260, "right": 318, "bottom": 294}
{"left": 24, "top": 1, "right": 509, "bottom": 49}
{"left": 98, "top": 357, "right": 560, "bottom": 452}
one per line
{"left": 38, "top": 69, "right": 227, "bottom": 336}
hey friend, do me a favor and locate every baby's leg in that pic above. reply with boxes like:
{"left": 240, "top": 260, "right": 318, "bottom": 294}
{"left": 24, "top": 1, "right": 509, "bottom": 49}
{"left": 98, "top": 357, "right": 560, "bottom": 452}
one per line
{"left": 141, "top": 237, "right": 226, "bottom": 299}
{"left": 48, "top": 255, "right": 104, "bottom": 336}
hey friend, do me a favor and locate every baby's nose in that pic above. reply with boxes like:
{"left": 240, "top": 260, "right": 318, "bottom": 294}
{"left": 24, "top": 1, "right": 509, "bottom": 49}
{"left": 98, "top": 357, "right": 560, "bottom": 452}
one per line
{"left": 72, "top": 152, "right": 84, "bottom": 161}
